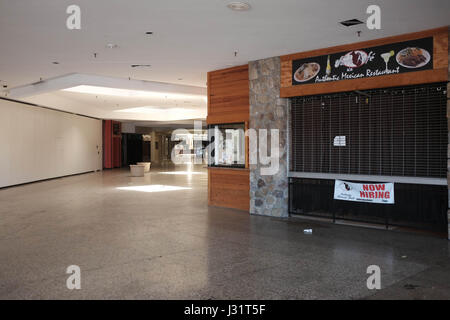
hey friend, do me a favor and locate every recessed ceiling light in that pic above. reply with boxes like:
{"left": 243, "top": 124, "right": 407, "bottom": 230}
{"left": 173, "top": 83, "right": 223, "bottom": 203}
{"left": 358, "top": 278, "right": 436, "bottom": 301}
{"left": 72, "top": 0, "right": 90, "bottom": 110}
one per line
{"left": 339, "top": 19, "right": 363, "bottom": 27}
{"left": 106, "top": 43, "right": 119, "bottom": 49}
{"left": 227, "top": 2, "right": 251, "bottom": 11}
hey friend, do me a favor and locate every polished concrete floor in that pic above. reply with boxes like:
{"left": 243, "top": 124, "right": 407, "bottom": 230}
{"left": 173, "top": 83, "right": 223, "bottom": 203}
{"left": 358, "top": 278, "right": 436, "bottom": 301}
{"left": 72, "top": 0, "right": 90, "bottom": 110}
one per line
{"left": 0, "top": 165, "right": 449, "bottom": 300}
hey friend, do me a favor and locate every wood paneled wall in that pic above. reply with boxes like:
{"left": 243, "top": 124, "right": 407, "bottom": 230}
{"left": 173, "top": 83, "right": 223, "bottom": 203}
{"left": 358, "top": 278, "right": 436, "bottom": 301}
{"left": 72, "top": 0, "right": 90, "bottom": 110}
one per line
{"left": 207, "top": 65, "right": 250, "bottom": 211}
{"left": 207, "top": 65, "right": 249, "bottom": 124}
{"left": 280, "top": 26, "right": 448, "bottom": 97}
{"left": 208, "top": 168, "right": 250, "bottom": 211}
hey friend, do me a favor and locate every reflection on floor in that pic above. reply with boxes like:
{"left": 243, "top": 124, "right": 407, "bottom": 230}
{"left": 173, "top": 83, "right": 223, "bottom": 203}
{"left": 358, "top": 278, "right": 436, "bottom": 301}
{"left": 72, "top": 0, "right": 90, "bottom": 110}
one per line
{"left": 158, "top": 171, "right": 204, "bottom": 175}
{"left": 0, "top": 164, "right": 449, "bottom": 299}
{"left": 117, "top": 185, "right": 191, "bottom": 193}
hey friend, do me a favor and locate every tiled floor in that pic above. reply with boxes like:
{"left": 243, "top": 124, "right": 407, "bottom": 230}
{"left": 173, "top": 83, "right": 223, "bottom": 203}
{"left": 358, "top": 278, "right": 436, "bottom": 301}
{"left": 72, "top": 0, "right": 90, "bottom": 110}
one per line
{"left": 0, "top": 165, "right": 449, "bottom": 299}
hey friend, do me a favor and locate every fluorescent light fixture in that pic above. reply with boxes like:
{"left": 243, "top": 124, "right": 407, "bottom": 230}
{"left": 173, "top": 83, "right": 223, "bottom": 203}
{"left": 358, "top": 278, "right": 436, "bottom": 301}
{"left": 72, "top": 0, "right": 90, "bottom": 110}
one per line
{"left": 159, "top": 171, "right": 205, "bottom": 175}
{"left": 63, "top": 85, "right": 205, "bottom": 100}
{"left": 115, "top": 107, "right": 191, "bottom": 113}
{"left": 116, "top": 185, "right": 191, "bottom": 193}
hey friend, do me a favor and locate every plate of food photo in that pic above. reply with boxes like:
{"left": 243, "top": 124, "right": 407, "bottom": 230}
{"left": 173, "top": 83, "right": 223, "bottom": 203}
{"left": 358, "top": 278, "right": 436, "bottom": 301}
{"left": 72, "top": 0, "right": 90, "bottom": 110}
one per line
{"left": 335, "top": 50, "right": 369, "bottom": 69}
{"left": 294, "top": 62, "right": 320, "bottom": 82}
{"left": 396, "top": 47, "right": 430, "bottom": 68}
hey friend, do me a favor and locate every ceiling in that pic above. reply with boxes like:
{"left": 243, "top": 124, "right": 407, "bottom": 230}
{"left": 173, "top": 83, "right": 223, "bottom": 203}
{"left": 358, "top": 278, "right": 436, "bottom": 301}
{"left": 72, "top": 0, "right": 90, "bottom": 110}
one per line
{"left": 5, "top": 73, "right": 207, "bottom": 121}
{"left": 0, "top": 0, "right": 448, "bottom": 122}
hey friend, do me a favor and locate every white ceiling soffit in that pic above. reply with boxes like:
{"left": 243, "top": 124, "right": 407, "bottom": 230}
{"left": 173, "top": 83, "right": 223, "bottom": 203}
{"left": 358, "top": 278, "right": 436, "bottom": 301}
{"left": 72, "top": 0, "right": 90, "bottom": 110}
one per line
{"left": 7, "top": 73, "right": 206, "bottom": 99}
{"left": 4, "top": 73, "right": 207, "bottom": 121}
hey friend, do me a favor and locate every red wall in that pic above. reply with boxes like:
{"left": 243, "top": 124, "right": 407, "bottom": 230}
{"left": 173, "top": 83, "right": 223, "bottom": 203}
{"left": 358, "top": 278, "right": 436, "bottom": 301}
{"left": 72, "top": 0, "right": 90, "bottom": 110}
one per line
{"left": 103, "top": 120, "right": 121, "bottom": 169}
{"left": 103, "top": 120, "right": 113, "bottom": 169}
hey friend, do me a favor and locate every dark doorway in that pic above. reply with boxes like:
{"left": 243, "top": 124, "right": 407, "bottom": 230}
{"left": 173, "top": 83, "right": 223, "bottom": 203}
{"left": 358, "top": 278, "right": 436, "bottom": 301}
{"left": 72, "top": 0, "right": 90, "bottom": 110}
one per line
{"left": 122, "top": 133, "right": 144, "bottom": 166}
{"left": 142, "top": 141, "right": 151, "bottom": 162}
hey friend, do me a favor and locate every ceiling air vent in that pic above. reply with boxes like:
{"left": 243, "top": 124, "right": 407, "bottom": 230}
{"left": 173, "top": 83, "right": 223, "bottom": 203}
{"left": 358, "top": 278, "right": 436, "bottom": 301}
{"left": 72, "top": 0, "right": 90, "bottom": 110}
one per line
{"left": 340, "top": 19, "right": 363, "bottom": 27}
{"left": 131, "top": 64, "right": 151, "bottom": 68}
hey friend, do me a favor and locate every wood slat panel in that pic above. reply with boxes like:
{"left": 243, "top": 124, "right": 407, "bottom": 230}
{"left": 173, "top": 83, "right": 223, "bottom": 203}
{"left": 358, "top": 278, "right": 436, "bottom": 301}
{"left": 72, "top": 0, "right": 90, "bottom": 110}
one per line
{"left": 209, "top": 65, "right": 249, "bottom": 80}
{"left": 210, "top": 73, "right": 249, "bottom": 84}
{"left": 208, "top": 168, "right": 250, "bottom": 211}
{"left": 210, "top": 95, "right": 249, "bottom": 104}
{"left": 211, "top": 80, "right": 249, "bottom": 96}
{"left": 280, "top": 60, "right": 292, "bottom": 88}
{"left": 206, "top": 106, "right": 249, "bottom": 115}
{"left": 208, "top": 100, "right": 249, "bottom": 110}
{"left": 433, "top": 31, "right": 448, "bottom": 69}
{"left": 210, "top": 86, "right": 249, "bottom": 97}
{"left": 207, "top": 64, "right": 249, "bottom": 125}
{"left": 207, "top": 65, "right": 250, "bottom": 212}
{"left": 206, "top": 112, "right": 249, "bottom": 124}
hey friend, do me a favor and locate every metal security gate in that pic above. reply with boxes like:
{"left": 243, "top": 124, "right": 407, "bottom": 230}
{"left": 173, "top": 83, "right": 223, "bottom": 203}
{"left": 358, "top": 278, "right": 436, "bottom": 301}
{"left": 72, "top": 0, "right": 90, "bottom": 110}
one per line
{"left": 288, "top": 178, "right": 448, "bottom": 232}
{"left": 288, "top": 82, "right": 448, "bottom": 233}
{"left": 290, "top": 82, "right": 447, "bottom": 178}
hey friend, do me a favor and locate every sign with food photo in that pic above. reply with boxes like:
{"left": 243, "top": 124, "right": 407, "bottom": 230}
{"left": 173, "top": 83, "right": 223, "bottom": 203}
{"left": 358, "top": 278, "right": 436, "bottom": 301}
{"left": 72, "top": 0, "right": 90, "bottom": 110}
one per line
{"left": 292, "top": 37, "right": 433, "bottom": 85}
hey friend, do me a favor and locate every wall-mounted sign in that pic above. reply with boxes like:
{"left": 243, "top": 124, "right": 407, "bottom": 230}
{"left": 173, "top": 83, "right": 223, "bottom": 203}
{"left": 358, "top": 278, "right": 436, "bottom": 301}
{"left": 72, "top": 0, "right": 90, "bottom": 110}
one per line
{"left": 334, "top": 180, "right": 394, "bottom": 204}
{"left": 292, "top": 37, "right": 433, "bottom": 85}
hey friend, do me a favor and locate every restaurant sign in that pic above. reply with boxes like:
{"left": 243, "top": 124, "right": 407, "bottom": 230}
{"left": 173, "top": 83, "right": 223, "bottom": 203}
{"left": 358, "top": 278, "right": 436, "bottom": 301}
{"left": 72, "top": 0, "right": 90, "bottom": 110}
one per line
{"left": 292, "top": 37, "right": 433, "bottom": 85}
{"left": 334, "top": 180, "right": 394, "bottom": 204}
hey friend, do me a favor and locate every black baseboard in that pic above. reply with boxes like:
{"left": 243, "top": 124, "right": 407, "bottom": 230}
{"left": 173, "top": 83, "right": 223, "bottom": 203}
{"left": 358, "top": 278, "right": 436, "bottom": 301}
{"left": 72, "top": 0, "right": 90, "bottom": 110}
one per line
{"left": 0, "top": 170, "right": 101, "bottom": 190}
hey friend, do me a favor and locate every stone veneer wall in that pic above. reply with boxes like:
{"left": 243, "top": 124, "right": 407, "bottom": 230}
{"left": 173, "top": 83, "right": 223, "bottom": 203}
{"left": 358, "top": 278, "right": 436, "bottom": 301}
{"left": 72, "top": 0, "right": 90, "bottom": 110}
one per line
{"left": 249, "top": 57, "right": 289, "bottom": 217}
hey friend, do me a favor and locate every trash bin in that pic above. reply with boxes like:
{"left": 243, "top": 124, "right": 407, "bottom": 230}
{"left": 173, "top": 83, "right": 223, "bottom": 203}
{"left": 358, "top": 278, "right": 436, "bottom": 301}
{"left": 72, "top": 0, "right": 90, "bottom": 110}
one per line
{"left": 136, "top": 162, "right": 151, "bottom": 173}
{"left": 129, "top": 164, "right": 145, "bottom": 177}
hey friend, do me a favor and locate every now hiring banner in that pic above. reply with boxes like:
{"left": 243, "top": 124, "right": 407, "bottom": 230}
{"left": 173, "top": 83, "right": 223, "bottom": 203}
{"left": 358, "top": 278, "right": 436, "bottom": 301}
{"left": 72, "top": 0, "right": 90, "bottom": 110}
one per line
{"left": 334, "top": 180, "right": 395, "bottom": 204}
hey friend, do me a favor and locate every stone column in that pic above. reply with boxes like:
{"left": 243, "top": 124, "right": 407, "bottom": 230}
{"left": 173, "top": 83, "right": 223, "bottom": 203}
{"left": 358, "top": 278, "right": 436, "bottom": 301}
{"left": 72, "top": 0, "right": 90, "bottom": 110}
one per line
{"left": 249, "top": 57, "right": 289, "bottom": 217}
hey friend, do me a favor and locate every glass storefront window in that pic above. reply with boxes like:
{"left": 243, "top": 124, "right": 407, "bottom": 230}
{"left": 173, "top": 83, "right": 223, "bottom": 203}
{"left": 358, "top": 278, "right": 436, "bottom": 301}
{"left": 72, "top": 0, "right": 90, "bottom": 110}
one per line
{"left": 208, "top": 123, "right": 245, "bottom": 168}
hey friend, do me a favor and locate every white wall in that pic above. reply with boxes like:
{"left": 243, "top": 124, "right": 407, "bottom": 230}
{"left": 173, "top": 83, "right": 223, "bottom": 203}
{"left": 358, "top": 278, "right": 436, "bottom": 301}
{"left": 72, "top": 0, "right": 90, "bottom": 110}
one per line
{"left": 121, "top": 122, "right": 135, "bottom": 133}
{"left": 0, "top": 99, "right": 102, "bottom": 188}
{"left": 150, "top": 131, "right": 161, "bottom": 164}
